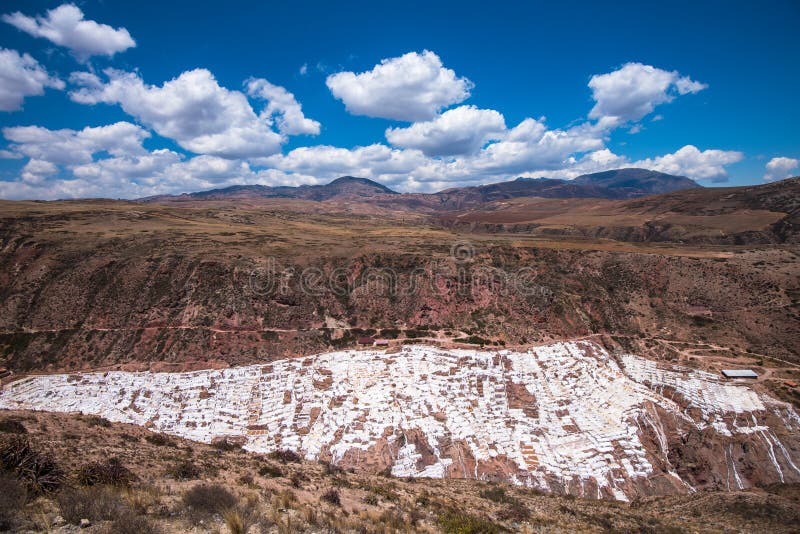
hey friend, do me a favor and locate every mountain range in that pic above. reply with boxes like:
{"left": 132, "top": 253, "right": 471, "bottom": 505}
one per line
{"left": 141, "top": 168, "right": 701, "bottom": 207}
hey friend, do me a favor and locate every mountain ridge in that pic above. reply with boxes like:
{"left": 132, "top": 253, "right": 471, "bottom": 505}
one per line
{"left": 140, "top": 168, "right": 701, "bottom": 207}
{"left": 141, "top": 175, "right": 398, "bottom": 203}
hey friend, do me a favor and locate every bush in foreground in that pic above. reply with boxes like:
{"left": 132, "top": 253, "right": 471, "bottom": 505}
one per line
{"left": 267, "top": 449, "right": 302, "bottom": 463}
{"left": 0, "top": 473, "right": 26, "bottom": 531}
{"left": 77, "top": 458, "right": 135, "bottom": 487}
{"left": 57, "top": 486, "right": 125, "bottom": 525}
{"left": 0, "top": 418, "right": 27, "bottom": 434}
{"left": 182, "top": 483, "right": 238, "bottom": 521}
{"left": 437, "top": 510, "right": 502, "bottom": 534}
{"left": 107, "top": 508, "right": 161, "bottom": 534}
{"left": 0, "top": 435, "right": 64, "bottom": 494}
{"left": 321, "top": 488, "right": 341, "bottom": 506}
{"left": 166, "top": 459, "right": 201, "bottom": 480}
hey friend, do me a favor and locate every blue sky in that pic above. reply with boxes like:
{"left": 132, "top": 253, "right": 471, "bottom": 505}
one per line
{"left": 0, "top": 0, "right": 798, "bottom": 199}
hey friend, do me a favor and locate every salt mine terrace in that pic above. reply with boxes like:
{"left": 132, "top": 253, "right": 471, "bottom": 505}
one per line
{"left": 2, "top": 341, "right": 799, "bottom": 500}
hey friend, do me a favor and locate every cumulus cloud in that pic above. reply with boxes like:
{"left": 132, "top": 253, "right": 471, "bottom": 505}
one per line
{"left": 0, "top": 148, "right": 327, "bottom": 201}
{"left": 69, "top": 68, "right": 284, "bottom": 158}
{"left": 631, "top": 145, "right": 743, "bottom": 181}
{"left": 0, "top": 51, "right": 744, "bottom": 198}
{"left": 763, "top": 157, "right": 799, "bottom": 182}
{"left": 0, "top": 48, "right": 64, "bottom": 111}
{"left": 246, "top": 78, "right": 321, "bottom": 136}
{"left": 588, "top": 62, "right": 707, "bottom": 127}
{"left": 385, "top": 105, "right": 506, "bottom": 156}
{"left": 20, "top": 159, "right": 58, "bottom": 184}
{"left": 3, "top": 3, "right": 135, "bottom": 60}
{"left": 469, "top": 119, "right": 606, "bottom": 175}
{"left": 3, "top": 122, "right": 149, "bottom": 165}
{"left": 262, "top": 144, "right": 427, "bottom": 180}
{"left": 326, "top": 50, "right": 473, "bottom": 121}
{"left": 71, "top": 149, "right": 183, "bottom": 183}
{"left": 258, "top": 116, "right": 606, "bottom": 189}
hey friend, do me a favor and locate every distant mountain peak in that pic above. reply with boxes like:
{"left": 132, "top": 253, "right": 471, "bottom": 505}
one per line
{"left": 325, "top": 176, "right": 398, "bottom": 194}
{"left": 141, "top": 168, "right": 698, "bottom": 205}
{"left": 573, "top": 168, "right": 701, "bottom": 194}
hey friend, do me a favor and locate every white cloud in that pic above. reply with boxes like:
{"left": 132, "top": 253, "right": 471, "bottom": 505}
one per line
{"left": 517, "top": 148, "right": 629, "bottom": 180}
{"left": 0, "top": 48, "right": 64, "bottom": 111}
{"left": 385, "top": 105, "right": 506, "bottom": 156}
{"left": 631, "top": 145, "right": 743, "bottom": 181}
{"left": 468, "top": 119, "right": 606, "bottom": 175}
{"left": 70, "top": 68, "right": 284, "bottom": 158}
{"left": 3, "top": 122, "right": 149, "bottom": 165}
{"left": 0, "top": 137, "right": 746, "bottom": 199}
{"left": 246, "top": 78, "right": 321, "bottom": 136}
{"left": 20, "top": 159, "right": 58, "bottom": 184}
{"left": 763, "top": 156, "right": 799, "bottom": 182}
{"left": 326, "top": 50, "right": 473, "bottom": 121}
{"left": 0, "top": 148, "right": 327, "bottom": 201}
{"left": 71, "top": 149, "right": 183, "bottom": 183}
{"left": 263, "top": 144, "right": 427, "bottom": 181}
{"left": 259, "top": 116, "right": 607, "bottom": 189}
{"left": 3, "top": 3, "right": 135, "bottom": 60}
{"left": 0, "top": 55, "right": 745, "bottom": 198}
{"left": 514, "top": 145, "right": 743, "bottom": 183}
{"left": 588, "top": 62, "right": 707, "bottom": 127}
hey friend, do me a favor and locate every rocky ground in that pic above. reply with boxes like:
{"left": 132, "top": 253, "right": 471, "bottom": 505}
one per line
{"left": 2, "top": 410, "right": 800, "bottom": 533}
{"left": 0, "top": 200, "right": 797, "bottom": 375}
{"left": 1, "top": 181, "right": 800, "bottom": 531}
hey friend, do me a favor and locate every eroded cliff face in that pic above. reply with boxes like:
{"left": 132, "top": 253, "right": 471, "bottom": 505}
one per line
{"left": 2, "top": 341, "right": 798, "bottom": 500}
{"left": 1, "top": 235, "right": 797, "bottom": 372}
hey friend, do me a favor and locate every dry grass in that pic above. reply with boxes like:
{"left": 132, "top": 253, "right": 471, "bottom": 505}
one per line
{"left": 0, "top": 405, "right": 799, "bottom": 533}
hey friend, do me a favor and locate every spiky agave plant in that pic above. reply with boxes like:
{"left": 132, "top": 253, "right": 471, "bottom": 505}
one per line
{"left": 0, "top": 435, "right": 65, "bottom": 494}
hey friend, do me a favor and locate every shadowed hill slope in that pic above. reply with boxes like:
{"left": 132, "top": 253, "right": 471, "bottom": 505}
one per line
{"left": 141, "top": 168, "right": 701, "bottom": 210}
{"left": 439, "top": 177, "right": 800, "bottom": 244}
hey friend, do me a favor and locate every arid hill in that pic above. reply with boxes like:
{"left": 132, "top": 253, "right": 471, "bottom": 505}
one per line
{"left": 142, "top": 176, "right": 398, "bottom": 203}
{"left": 143, "top": 168, "right": 701, "bottom": 212}
{"left": 0, "top": 186, "right": 798, "bottom": 377}
{"left": 439, "top": 177, "right": 800, "bottom": 244}
{"left": 1, "top": 172, "right": 800, "bottom": 513}
{"left": 3, "top": 410, "right": 799, "bottom": 533}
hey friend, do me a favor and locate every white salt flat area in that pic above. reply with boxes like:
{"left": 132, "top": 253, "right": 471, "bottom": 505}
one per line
{"left": 1, "top": 341, "right": 797, "bottom": 500}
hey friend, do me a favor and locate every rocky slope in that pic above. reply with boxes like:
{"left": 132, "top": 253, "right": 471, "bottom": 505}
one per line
{"left": 4, "top": 410, "right": 800, "bottom": 533}
{"left": 0, "top": 198, "right": 798, "bottom": 373}
{"left": 438, "top": 177, "right": 800, "bottom": 244}
{"left": 3, "top": 341, "right": 799, "bottom": 501}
